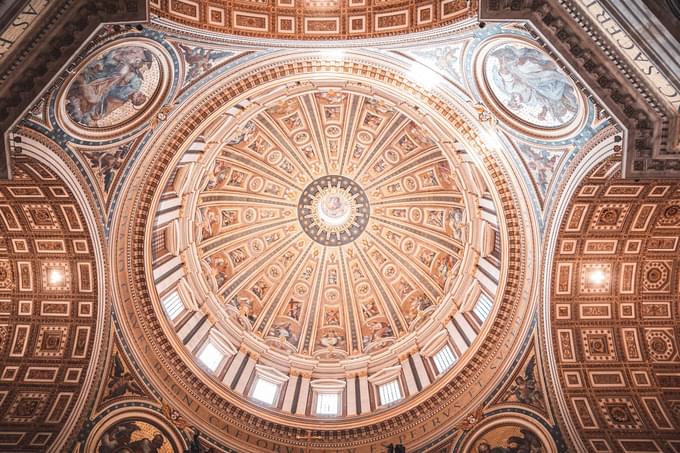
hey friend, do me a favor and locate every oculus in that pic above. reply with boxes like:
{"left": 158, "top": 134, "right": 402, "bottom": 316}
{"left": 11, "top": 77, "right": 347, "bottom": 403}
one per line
{"left": 298, "top": 175, "right": 369, "bottom": 246}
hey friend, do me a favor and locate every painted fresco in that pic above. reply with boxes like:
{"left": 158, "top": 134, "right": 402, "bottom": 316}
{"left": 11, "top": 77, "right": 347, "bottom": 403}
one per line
{"left": 96, "top": 420, "right": 175, "bottom": 453}
{"left": 472, "top": 424, "right": 546, "bottom": 453}
{"left": 66, "top": 46, "right": 160, "bottom": 128}
{"left": 484, "top": 42, "right": 578, "bottom": 128}
{"left": 516, "top": 143, "right": 566, "bottom": 200}
{"left": 409, "top": 42, "right": 465, "bottom": 80}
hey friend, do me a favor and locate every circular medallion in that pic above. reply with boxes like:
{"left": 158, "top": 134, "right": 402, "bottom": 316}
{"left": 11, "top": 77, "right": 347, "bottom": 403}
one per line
{"left": 57, "top": 39, "right": 171, "bottom": 140}
{"left": 297, "top": 175, "right": 369, "bottom": 245}
{"left": 462, "top": 416, "right": 556, "bottom": 453}
{"left": 475, "top": 37, "right": 586, "bottom": 139}
{"left": 484, "top": 41, "right": 578, "bottom": 128}
{"left": 67, "top": 46, "right": 160, "bottom": 128}
{"left": 86, "top": 412, "right": 185, "bottom": 453}
{"left": 95, "top": 420, "right": 175, "bottom": 453}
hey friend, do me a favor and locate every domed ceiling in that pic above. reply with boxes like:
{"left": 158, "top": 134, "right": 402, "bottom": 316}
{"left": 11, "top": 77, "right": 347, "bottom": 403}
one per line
{"left": 193, "top": 89, "right": 470, "bottom": 360}
{"left": 103, "top": 43, "right": 539, "bottom": 449}
{"left": 3, "top": 0, "right": 680, "bottom": 449}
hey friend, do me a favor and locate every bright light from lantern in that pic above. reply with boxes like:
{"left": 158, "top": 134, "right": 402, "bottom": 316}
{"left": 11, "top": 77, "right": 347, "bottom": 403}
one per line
{"left": 320, "top": 49, "right": 346, "bottom": 60}
{"left": 317, "top": 191, "right": 351, "bottom": 227}
{"left": 409, "top": 62, "right": 441, "bottom": 90}
{"left": 589, "top": 269, "right": 606, "bottom": 285}
{"left": 481, "top": 128, "right": 502, "bottom": 151}
{"left": 48, "top": 268, "right": 64, "bottom": 285}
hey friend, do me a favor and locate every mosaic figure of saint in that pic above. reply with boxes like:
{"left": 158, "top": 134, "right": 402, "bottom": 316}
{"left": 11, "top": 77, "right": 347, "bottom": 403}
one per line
{"left": 436, "top": 255, "right": 456, "bottom": 284}
{"left": 407, "top": 294, "right": 433, "bottom": 321}
{"left": 286, "top": 299, "right": 301, "bottom": 320}
{"left": 318, "top": 330, "right": 344, "bottom": 348}
{"left": 269, "top": 322, "right": 299, "bottom": 346}
{"left": 364, "top": 321, "right": 393, "bottom": 344}
{"left": 475, "top": 427, "right": 544, "bottom": 453}
{"left": 448, "top": 207, "right": 466, "bottom": 241}
{"left": 198, "top": 207, "right": 218, "bottom": 241}
{"left": 230, "top": 295, "right": 256, "bottom": 323}
{"left": 98, "top": 422, "right": 166, "bottom": 453}
{"left": 205, "top": 254, "right": 229, "bottom": 288}
{"left": 488, "top": 44, "right": 578, "bottom": 126}
{"left": 67, "top": 46, "right": 154, "bottom": 127}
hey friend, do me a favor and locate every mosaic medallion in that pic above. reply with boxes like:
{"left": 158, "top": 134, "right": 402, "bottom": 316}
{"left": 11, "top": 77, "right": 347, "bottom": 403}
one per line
{"left": 484, "top": 41, "right": 579, "bottom": 128}
{"left": 475, "top": 37, "right": 586, "bottom": 139}
{"left": 463, "top": 418, "right": 554, "bottom": 453}
{"left": 94, "top": 420, "right": 176, "bottom": 453}
{"left": 65, "top": 45, "right": 161, "bottom": 128}
{"left": 297, "top": 175, "right": 369, "bottom": 246}
{"left": 57, "top": 39, "right": 172, "bottom": 140}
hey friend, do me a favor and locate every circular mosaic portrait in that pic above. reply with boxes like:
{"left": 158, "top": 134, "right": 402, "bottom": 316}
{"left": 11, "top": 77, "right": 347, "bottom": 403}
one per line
{"left": 476, "top": 37, "right": 585, "bottom": 138}
{"left": 462, "top": 415, "right": 556, "bottom": 453}
{"left": 94, "top": 420, "right": 177, "bottom": 453}
{"left": 472, "top": 426, "right": 545, "bottom": 453}
{"left": 58, "top": 39, "right": 172, "bottom": 140}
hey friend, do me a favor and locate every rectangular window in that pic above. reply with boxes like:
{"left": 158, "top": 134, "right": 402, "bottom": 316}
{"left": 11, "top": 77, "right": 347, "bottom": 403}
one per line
{"left": 433, "top": 344, "right": 457, "bottom": 374}
{"left": 316, "top": 392, "right": 339, "bottom": 416}
{"left": 162, "top": 290, "right": 184, "bottom": 321}
{"left": 473, "top": 293, "right": 493, "bottom": 322}
{"left": 151, "top": 227, "right": 169, "bottom": 260}
{"left": 378, "top": 380, "right": 402, "bottom": 406}
{"left": 163, "top": 167, "right": 180, "bottom": 193}
{"left": 491, "top": 229, "right": 502, "bottom": 260}
{"left": 251, "top": 377, "right": 279, "bottom": 406}
{"left": 198, "top": 342, "right": 223, "bottom": 372}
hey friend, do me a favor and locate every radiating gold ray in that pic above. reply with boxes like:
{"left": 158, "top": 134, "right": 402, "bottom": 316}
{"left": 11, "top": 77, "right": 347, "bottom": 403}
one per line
{"left": 338, "top": 94, "right": 364, "bottom": 175}
{"left": 300, "top": 93, "right": 330, "bottom": 175}
{"left": 353, "top": 244, "right": 407, "bottom": 336}
{"left": 298, "top": 247, "right": 327, "bottom": 353}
